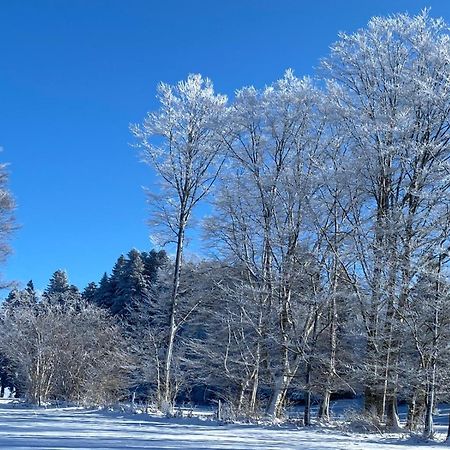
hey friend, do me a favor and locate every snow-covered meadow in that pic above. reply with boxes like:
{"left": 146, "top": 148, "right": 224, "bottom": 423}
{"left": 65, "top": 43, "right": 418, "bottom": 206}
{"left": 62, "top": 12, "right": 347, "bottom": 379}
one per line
{"left": 0, "top": 400, "right": 448, "bottom": 450}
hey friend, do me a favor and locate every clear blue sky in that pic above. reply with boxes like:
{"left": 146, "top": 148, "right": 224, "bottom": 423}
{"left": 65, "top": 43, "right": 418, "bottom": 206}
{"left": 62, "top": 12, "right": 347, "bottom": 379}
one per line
{"left": 1, "top": 0, "right": 449, "bottom": 292}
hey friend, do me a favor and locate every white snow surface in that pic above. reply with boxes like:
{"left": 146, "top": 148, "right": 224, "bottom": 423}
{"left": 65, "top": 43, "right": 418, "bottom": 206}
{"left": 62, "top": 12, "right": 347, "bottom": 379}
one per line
{"left": 0, "top": 400, "right": 448, "bottom": 449}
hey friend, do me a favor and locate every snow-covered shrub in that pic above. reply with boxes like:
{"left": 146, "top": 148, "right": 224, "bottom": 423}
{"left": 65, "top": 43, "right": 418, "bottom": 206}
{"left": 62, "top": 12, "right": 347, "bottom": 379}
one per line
{"left": 341, "top": 409, "right": 383, "bottom": 434}
{"left": 0, "top": 294, "right": 130, "bottom": 406}
{"left": 160, "top": 399, "right": 175, "bottom": 417}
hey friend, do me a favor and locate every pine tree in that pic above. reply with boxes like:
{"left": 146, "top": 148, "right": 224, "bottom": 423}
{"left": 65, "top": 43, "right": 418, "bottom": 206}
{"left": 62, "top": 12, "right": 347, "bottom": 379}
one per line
{"left": 45, "top": 270, "right": 70, "bottom": 296}
{"left": 44, "top": 270, "right": 80, "bottom": 308}
{"left": 142, "top": 250, "right": 168, "bottom": 284}
{"left": 3, "top": 281, "right": 38, "bottom": 312}
{"left": 82, "top": 282, "right": 97, "bottom": 304}
{"left": 109, "top": 255, "right": 128, "bottom": 315}
{"left": 122, "top": 249, "right": 151, "bottom": 313}
{"left": 23, "top": 280, "right": 38, "bottom": 307}
{"left": 93, "top": 273, "right": 113, "bottom": 309}
{"left": 3, "top": 289, "right": 22, "bottom": 311}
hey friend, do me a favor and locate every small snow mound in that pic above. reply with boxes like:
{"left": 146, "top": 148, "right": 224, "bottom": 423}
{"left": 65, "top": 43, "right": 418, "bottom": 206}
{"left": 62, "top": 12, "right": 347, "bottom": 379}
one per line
{"left": 341, "top": 410, "right": 383, "bottom": 434}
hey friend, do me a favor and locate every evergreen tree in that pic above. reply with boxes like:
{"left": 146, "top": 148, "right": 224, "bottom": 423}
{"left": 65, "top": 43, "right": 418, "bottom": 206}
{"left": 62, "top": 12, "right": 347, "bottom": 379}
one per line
{"left": 44, "top": 270, "right": 80, "bottom": 307}
{"left": 126, "top": 250, "right": 151, "bottom": 304}
{"left": 82, "top": 282, "right": 97, "bottom": 304}
{"left": 111, "top": 250, "right": 151, "bottom": 316}
{"left": 45, "top": 270, "right": 70, "bottom": 296}
{"left": 108, "top": 255, "right": 128, "bottom": 315}
{"left": 3, "top": 281, "right": 38, "bottom": 312}
{"left": 142, "top": 250, "right": 168, "bottom": 284}
{"left": 3, "top": 289, "right": 21, "bottom": 310}
{"left": 23, "top": 280, "right": 38, "bottom": 307}
{"left": 93, "top": 273, "right": 114, "bottom": 309}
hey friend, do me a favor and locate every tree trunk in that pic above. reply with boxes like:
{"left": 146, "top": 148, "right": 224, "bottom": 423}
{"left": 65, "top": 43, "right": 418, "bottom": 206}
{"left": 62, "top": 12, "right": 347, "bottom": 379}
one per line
{"left": 304, "top": 357, "right": 313, "bottom": 426}
{"left": 424, "top": 380, "right": 435, "bottom": 439}
{"left": 162, "top": 215, "right": 186, "bottom": 406}
{"left": 249, "top": 361, "right": 259, "bottom": 414}
{"left": 266, "top": 374, "right": 288, "bottom": 418}
{"left": 406, "top": 392, "right": 425, "bottom": 431}
{"left": 249, "top": 310, "right": 263, "bottom": 414}
{"left": 364, "top": 386, "right": 384, "bottom": 418}
{"left": 424, "top": 331, "right": 438, "bottom": 439}
{"left": 318, "top": 390, "right": 331, "bottom": 421}
{"left": 319, "top": 248, "right": 338, "bottom": 423}
{"left": 385, "top": 394, "right": 400, "bottom": 430}
{"left": 424, "top": 250, "right": 442, "bottom": 440}
{"left": 237, "top": 380, "right": 249, "bottom": 413}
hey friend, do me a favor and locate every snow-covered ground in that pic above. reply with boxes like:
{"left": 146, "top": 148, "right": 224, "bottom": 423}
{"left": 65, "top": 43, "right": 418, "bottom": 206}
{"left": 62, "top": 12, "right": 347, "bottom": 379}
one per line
{"left": 0, "top": 400, "right": 448, "bottom": 449}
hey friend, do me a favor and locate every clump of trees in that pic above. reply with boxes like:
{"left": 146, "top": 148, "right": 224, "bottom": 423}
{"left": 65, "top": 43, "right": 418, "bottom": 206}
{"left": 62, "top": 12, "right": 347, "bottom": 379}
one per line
{"left": 131, "top": 10, "right": 450, "bottom": 438}
{"left": 0, "top": 273, "right": 129, "bottom": 406}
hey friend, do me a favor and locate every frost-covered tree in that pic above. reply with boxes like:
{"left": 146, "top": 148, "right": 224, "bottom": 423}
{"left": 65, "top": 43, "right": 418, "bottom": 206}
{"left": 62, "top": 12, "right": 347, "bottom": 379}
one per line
{"left": 206, "top": 71, "right": 326, "bottom": 418}
{"left": 131, "top": 74, "right": 227, "bottom": 405}
{"left": 4, "top": 280, "right": 37, "bottom": 311}
{"left": 119, "top": 249, "right": 152, "bottom": 313}
{"left": 0, "top": 282, "right": 38, "bottom": 398}
{"left": 126, "top": 259, "right": 214, "bottom": 407}
{"left": 89, "top": 250, "right": 166, "bottom": 317}
{"left": 322, "top": 11, "right": 450, "bottom": 430}
{"left": 142, "top": 250, "right": 168, "bottom": 284}
{"left": 82, "top": 282, "right": 97, "bottom": 304}
{"left": 0, "top": 274, "right": 129, "bottom": 406}
{"left": 94, "top": 273, "right": 114, "bottom": 309}
{"left": 43, "top": 270, "right": 80, "bottom": 307}
{"left": 0, "top": 161, "right": 16, "bottom": 287}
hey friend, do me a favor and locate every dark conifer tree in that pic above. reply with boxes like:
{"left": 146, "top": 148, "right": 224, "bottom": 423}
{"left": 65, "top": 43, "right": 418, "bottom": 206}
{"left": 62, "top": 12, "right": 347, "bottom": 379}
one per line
{"left": 93, "top": 273, "right": 114, "bottom": 308}
{"left": 119, "top": 249, "right": 152, "bottom": 316}
{"left": 3, "top": 289, "right": 21, "bottom": 310}
{"left": 142, "top": 250, "right": 168, "bottom": 284}
{"left": 82, "top": 282, "right": 97, "bottom": 303}
{"left": 109, "top": 255, "right": 128, "bottom": 315}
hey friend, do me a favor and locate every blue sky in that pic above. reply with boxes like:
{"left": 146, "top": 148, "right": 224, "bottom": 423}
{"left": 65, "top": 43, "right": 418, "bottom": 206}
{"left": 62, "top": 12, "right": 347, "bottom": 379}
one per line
{"left": 1, "top": 0, "right": 450, "bottom": 292}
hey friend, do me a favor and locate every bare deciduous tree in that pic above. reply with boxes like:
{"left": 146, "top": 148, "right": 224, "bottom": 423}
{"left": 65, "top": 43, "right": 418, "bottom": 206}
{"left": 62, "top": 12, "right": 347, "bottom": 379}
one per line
{"left": 131, "top": 74, "right": 227, "bottom": 406}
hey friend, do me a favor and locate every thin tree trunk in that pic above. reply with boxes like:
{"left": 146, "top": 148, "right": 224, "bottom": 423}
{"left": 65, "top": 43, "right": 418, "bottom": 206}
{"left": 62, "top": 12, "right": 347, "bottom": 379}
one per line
{"left": 305, "top": 311, "right": 319, "bottom": 426}
{"left": 424, "top": 306, "right": 439, "bottom": 439}
{"left": 424, "top": 248, "right": 443, "bottom": 440}
{"left": 237, "top": 380, "right": 249, "bottom": 413}
{"left": 424, "top": 377, "right": 435, "bottom": 439}
{"left": 319, "top": 239, "right": 339, "bottom": 422}
{"left": 304, "top": 359, "right": 312, "bottom": 426}
{"left": 162, "top": 214, "right": 186, "bottom": 406}
{"left": 318, "top": 390, "right": 331, "bottom": 422}
{"left": 249, "top": 343, "right": 260, "bottom": 414}
{"left": 406, "top": 392, "right": 421, "bottom": 431}
{"left": 364, "top": 171, "right": 390, "bottom": 420}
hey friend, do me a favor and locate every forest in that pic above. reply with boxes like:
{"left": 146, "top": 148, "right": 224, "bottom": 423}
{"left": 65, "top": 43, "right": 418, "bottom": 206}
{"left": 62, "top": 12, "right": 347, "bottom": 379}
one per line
{"left": 1, "top": 11, "right": 450, "bottom": 441}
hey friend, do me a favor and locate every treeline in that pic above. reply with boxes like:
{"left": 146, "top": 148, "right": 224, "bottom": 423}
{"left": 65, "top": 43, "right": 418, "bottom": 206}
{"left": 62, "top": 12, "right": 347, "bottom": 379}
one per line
{"left": 82, "top": 249, "right": 167, "bottom": 316}
{"left": 2, "top": 11, "right": 450, "bottom": 439}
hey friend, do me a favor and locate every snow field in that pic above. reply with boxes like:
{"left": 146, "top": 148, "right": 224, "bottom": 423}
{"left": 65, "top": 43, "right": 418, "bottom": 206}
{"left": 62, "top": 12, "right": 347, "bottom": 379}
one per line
{"left": 0, "top": 401, "right": 448, "bottom": 450}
